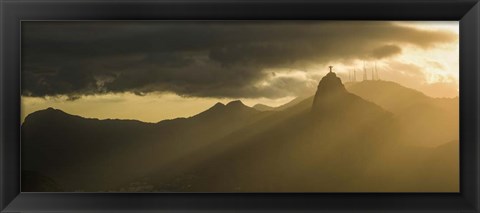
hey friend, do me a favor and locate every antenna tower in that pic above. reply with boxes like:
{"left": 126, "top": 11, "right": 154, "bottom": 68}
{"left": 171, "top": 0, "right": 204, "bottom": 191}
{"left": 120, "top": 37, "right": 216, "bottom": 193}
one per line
{"left": 363, "top": 61, "right": 367, "bottom": 81}
{"left": 354, "top": 67, "right": 356, "bottom": 82}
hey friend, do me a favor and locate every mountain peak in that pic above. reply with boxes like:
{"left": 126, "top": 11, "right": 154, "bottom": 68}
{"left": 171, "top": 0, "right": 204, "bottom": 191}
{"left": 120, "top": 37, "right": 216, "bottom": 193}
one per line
{"left": 192, "top": 100, "right": 258, "bottom": 121}
{"left": 211, "top": 102, "right": 225, "bottom": 109}
{"left": 312, "top": 72, "right": 348, "bottom": 112}
{"left": 200, "top": 102, "right": 226, "bottom": 115}
{"left": 206, "top": 101, "right": 248, "bottom": 112}
{"left": 253, "top": 103, "right": 275, "bottom": 111}
{"left": 32, "top": 107, "right": 68, "bottom": 116}
{"left": 23, "top": 107, "right": 73, "bottom": 125}
{"left": 226, "top": 100, "right": 246, "bottom": 108}
{"left": 316, "top": 72, "right": 346, "bottom": 94}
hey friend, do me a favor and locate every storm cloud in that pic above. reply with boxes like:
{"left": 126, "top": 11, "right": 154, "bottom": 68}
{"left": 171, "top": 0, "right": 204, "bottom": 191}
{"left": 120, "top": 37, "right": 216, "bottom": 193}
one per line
{"left": 21, "top": 21, "right": 457, "bottom": 99}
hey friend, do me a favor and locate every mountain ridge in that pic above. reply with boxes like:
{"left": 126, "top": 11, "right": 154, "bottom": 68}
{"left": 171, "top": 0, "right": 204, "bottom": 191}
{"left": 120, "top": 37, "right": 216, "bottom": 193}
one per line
{"left": 21, "top": 72, "right": 459, "bottom": 192}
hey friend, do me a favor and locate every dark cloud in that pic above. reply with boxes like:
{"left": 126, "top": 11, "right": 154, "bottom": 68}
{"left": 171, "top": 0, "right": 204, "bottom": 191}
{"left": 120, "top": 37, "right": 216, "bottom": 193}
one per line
{"left": 21, "top": 21, "right": 457, "bottom": 99}
{"left": 369, "top": 45, "right": 402, "bottom": 59}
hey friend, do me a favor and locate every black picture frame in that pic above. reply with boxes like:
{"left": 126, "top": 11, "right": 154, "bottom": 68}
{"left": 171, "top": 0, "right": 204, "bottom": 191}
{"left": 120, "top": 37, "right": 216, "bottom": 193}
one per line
{"left": 1, "top": 0, "right": 479, "bottom": 212}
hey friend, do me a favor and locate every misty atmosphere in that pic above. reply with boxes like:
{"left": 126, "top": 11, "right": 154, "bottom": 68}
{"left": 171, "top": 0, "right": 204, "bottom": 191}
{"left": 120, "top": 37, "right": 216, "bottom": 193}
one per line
{"left": 21, "top": 71, "right": 459, "bottom": 192}
{"left": 21, "top": 21, "right": 459, "bottom": 192}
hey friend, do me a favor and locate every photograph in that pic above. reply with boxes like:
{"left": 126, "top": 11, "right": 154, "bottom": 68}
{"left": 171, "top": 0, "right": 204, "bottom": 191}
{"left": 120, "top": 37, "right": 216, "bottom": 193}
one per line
{"left": 20, "top": 21, "right": 459, "bottom": 193}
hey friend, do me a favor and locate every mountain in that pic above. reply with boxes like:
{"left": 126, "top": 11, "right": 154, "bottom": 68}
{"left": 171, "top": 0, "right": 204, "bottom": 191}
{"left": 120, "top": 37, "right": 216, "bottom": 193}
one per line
{"left": 22, "top": 107, "right": 156, "bottom": 190}
{"left": 252, "top": 103, "right": 275, "bottom": 111}
{"left": 252, "top": 79, "right": 457, "bottom": 147}
{"left": 21, "top": 101, "right": 267, "bottom": 191}
{"left": 346, "top": 80, "right": 435, "bottom": 113}
{"left": 144, "top": 71, "right": 404, "bottom": 192}
{"left": 346, "top": 80, "right": 458, "bottom": 147}
{"left": 191, "top": 100, "right": 260, "bottom": 121}
{"left": 154, "top": 74, "right": 455, "bottom": 192}
{"left": 21, "top": 73, "right": 459, "bottom": 192}
{"left": 253, "top": 96, "right": 309, "bottom": 112}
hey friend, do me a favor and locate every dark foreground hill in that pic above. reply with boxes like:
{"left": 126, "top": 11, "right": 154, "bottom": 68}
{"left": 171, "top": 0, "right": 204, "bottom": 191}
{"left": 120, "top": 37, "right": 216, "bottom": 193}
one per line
{"left": 22, "top": 100, "right": 270, "bottom": 191}
{"left": 21, "top": 72, "right": 459, "bottom": 192}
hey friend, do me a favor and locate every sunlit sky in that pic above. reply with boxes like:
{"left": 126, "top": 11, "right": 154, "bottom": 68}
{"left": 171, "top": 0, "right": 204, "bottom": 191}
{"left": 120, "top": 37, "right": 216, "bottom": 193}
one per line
{"left": 21, "top": 21, "right": 459, "bottom": 122}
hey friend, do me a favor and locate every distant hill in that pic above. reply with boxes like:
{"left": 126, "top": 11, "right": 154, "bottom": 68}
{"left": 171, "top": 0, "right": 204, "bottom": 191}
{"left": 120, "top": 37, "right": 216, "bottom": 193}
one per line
{"left": 21, "top": 74, "right": 459, "bottom": 192}
{"left": 253, "top": 96, "right": 309, "bottom": 112}
{"left": 346, "top": 80, "right": 458, "bottom": 147}
{"left": 252, "top": 103, "right": 275, "bottom": 111}
{"left": 347, "top": 80, "right": 433, "bottom": 113}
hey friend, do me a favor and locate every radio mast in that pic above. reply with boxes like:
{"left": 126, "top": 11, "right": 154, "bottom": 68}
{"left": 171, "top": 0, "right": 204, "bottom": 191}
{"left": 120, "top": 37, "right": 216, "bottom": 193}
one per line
{"left": 375, "top": 62, "right": 379, "bottom": 80}
{"left": 348, "top": 69, "right": 351, "bottom": 82}
{"left": 353, "top": 67, "right": 356, "bottom": 82}
{"left": 363, "top": 61, "right": 368, "bottom": 81}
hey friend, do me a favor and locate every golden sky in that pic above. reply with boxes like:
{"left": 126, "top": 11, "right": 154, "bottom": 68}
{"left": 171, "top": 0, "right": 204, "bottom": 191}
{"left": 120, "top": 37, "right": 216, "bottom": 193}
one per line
{"left": 21, "top": 21, "right": 459, "bottom": 122}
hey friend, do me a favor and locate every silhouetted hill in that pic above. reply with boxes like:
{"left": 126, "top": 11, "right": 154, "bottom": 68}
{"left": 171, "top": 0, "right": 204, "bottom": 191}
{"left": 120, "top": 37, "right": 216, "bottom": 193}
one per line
{"left": 346, "top": 80, "right": 429, "bottom": 113}
{"left": 253, "top": 104, "right": 275, "bottom": 111}
{"left": 22, "top": 101, "right": 267, "bottom": 191}
{"left": 22, "top": 108, "right": 158, "bottom": 190}
{"left": 192, "top": 100, "right": 259, "bottom": 120}
{"left": 142, "top": 73, "right": 456, "bottom": 192}
{"left": 143, "top": 72, "right": 401, "bottom": 192}
{"left": 312, "top": 73, "right": 389, "bottom": 121}
{"left": 346, "top": 80, "right": 458, "bottom": 147}
{"left": 253, "top": 96, "right": 309, "bottom": 112}
{"left": 313, "top": 72, "right": 347, "bottom": 109}
{"left": 21, "top": 74, "right": 458, "bottom": 192}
